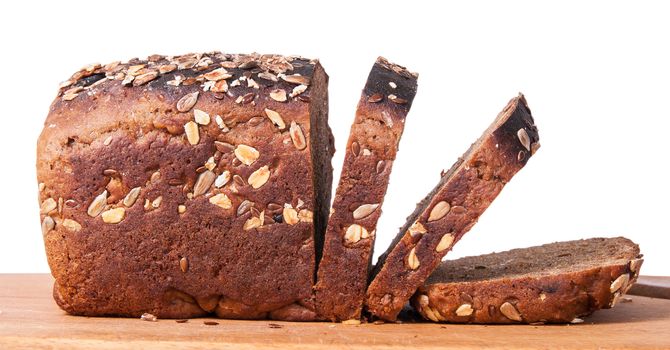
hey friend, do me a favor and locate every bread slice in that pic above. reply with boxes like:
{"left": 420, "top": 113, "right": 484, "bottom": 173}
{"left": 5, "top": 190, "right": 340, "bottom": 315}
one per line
{"left": 412, "top": 237, "right": 643, "bottom": 324}
{"left": 38, "top": 53, "right": 334, "bottom": 320}
{"left": 314, "top": 57, "right": 418, "bottom": 321}
{"left": 366, "top": 94, "right": 540, "bottom": 321}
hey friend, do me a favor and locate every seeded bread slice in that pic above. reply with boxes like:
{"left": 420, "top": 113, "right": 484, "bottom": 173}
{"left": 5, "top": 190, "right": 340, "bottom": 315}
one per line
{"left": 37, "top": 53, "right": 334, "bottom": 320}
{"left": 314, "top": 57, "right": 418, "bottom": 321}
{"left": 366, "top": 94, "right": 540, "bottom": 321}
{"left": 412, "top": 237, "right": 643, "bottom": 324}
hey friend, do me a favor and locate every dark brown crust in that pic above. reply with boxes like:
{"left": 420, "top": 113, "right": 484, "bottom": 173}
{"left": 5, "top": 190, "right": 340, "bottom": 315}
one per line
{"left": 37, "top": 53, "right": 332, "bottom": 320}
{"left": 411, "top": 238, "right": 643, "bottom": 324}
{"left": 314, "top": 57, "right": 418, "bottom": 321}
{"left": 366, "top": 94, "right": 540, "bottom": 321}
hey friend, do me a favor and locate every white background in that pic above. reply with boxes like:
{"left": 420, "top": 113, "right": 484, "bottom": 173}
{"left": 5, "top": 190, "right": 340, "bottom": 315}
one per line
{"left": 1, "top": 1, "right": 668, "bottom": 275}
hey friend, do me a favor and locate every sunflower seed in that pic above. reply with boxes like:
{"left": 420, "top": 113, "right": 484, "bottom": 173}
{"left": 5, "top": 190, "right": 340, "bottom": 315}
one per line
{"left": 281, "top": 74, "right": 310, "bottom": 85}
{"left": 233, "top": 174, "right": 245, "bottom": 187}
{"left": 264, "top": 109, "right": 286, "bottom": 129}
{"left": 87, "top": 190, "right": 108, "bottom": 217}
{"left": 203, "top": 68, "right": 232, "bottom": 81}
{"left": 376, "top": 160, "right": 386, "bottom": 174}
{"left": 209, "top": 193, "right": 232, "bottom": 209}
{"left": 177, "top": 92, "right": 199, "bottom": 112}
{"left": 427, "top": 201, "right": 451, "bottom": 222}
{"left": 103, "top": 136, "right": 113, "bottom": 146}
{"left": 101, "top": 207, "right": 125, "bottom": 224}
{"left": 368, "top": 93, "right": 383, "bottom": 103}
{"left": 193, "top": 109, "right": 210, "bottom": 125}
{"left": 237, "top": 200, "right": 254, "bottom": 217}
{"left": 283, "top": 207, "right": 299, "bottom": 225}
{"left": 517, "top": 128, "right": 531, "bottom": 151}
{"left": 132, "top": 71, "right": 158, "bottom": 86}
{"left": 38, "top": 182, "right": 45, "bottom": 192}
{"left": 193, "top": 170, "right": 216, "bottom": 197}
{"left": 248, "top": 166, "right": 270, "bottom": 189}
{"left": 159, "top": 64, "right": 177, "bottom": 74}
{"left": 500, "top": 302, "right": 522, "bottom": 321}
{"left": 407, "top": 221, "right": 427, "bottom": 237}
{"left": 289, "top": 121, "right": 306, "bottom": 150}
{"left": 351, "top": 141, "right": 360, "bottom": 156}
{"left": 269, "top": 89, "right": 287, "bottom": 102}
{"left": 62, "top": 219, "right": 82, "bottom": 232}
{"left": 179, "top": 257, "right": 189, "bottom": 273}
{"left": 610, "top": 274, "right": 630, "bottom": 293}
{"left": 388, "top": 94, "right": 407, "bottom": 104}
{"left": 381, "top": 111, "right": 393, "bottom": 128}
{"left": 41, "top": 216, "right": 55, "bottom": 235}
{"left": 123, "top": 187, "right": 141, "bottom": 207}
{"left": 184, "top": 121, "right": 200, "bottom": 145}
{"left": 234, "top": 144, "right": 260, "bottom": 165}
{"left": 178, "top": 205, "right": 186, "bottom": 214}
{"left": 407, "top": 247, "right": 420, "bottom": 269}
{"left": 40, "top": 198, "right": 57, "bottom": 214}
{"left": 389, "top": 82, "right": 397, "bottom": 89}
{"left": 214, "top": 141, "right": 234, "bottom": 153}
{"left": 258, "top": 71, "right": 278, "bottom": 82}
{"left": 344, "top": 224, "right": 368, "bottom": 244}
{"left": 353, "top": 203, "right": 380, "bottom": 220}
{"left": 435, "top": 233, "right": 455, "bottom": 252}
{"left": 241, "top": 92, "right": 255, "bottom": 104}
{"left": 289, "top": 84, "right": 307, "bottom": 98}
{"left": 456, "top": 304, "right": 473, "bottom": 316}
{"left": 214, "top": 171, "right": 231, "bottom": 188}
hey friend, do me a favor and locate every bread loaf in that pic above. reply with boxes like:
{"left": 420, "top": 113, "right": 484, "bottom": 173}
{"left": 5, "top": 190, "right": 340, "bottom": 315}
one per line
{"left": 412, "top": 237, "right": 643, "bottom": 324}
{"left": 37, "top": 52, "right": 334, "bottom": 320}
{"left": 314, "top": 57, "right": 418, "bottom": 321}
{"left": 366, "top": 94, "right": 540, "bottom": 321}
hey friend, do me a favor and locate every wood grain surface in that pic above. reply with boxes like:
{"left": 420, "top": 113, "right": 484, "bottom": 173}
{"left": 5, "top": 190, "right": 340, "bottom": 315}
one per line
{"left": 1, "top": 274, "right": 669, "bottom": 349}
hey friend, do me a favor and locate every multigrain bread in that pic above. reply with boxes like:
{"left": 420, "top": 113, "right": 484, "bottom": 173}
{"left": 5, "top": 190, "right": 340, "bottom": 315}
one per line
{"left": 366, "top": 94, "right": 540, "bottom": 321}
{"left": 412, "top": 237, "right": 643, "bottom": 324}
{"left": 37, "top": 52, "right": 334, "bottom": 320}
{"left": 314, "top": 58, "right": 418, "bottom": 321}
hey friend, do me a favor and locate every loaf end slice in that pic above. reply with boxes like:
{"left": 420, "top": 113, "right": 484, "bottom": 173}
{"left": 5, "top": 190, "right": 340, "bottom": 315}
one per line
{"left": 366, "top": 94, "right": 540, "bottom": 321}
{"left": 38, "top": 53, "right": 333, "bottom": 320}
{"left": 412, "top": 237, "right": 643, "bottom": 324}
{"left": 314, "top": 57, "right": 418, "bottom": 321}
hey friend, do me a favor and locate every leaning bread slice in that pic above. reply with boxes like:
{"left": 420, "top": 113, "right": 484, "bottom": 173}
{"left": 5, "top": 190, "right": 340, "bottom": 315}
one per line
{"left": 315, "top": 57, "right": 418, "bottom": 321}
{"left": 412, "top": 237, "right": 643, "bottom": 324}
{"left": 366, "top": 94, "right": 540, "bottom": 321}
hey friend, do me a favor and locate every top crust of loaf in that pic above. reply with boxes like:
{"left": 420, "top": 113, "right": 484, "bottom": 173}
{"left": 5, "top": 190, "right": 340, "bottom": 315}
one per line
{"left": 41, "top": 53, "right": 319, "bottom": 160}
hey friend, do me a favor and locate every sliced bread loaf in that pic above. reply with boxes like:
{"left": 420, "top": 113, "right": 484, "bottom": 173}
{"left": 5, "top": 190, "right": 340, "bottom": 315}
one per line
{"left": 315, "top": 57, "right": 418, "bottom": 321}
{"left": 412, "top": 237, "right": 643, "bottom": 323}
{"left": 366, "top": 94, "right": 540, "bottom": 321}
{"left": 38, "top": 53, "right": 334, "bottom": 320}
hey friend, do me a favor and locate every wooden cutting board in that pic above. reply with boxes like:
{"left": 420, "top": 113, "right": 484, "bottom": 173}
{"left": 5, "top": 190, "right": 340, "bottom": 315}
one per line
{"left": 1, "top": 274, "right": 669, "bottom": 349}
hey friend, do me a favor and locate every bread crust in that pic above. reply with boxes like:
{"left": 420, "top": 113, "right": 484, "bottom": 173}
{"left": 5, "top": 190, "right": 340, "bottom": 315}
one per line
{"left": 366, "top": 94, "right": 540, "bottom": 321}
{"left": 314, "top": 58, "right": 418, "bottom": 321}
{"left": 37, "top": 53, "right": 332, "bottom": 319}
{"left": 411, "top": 238, "right": 643, "bottom": 324}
